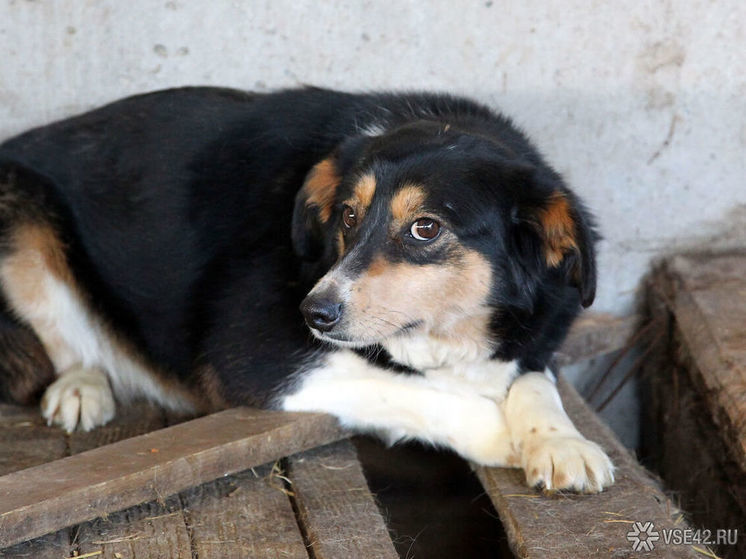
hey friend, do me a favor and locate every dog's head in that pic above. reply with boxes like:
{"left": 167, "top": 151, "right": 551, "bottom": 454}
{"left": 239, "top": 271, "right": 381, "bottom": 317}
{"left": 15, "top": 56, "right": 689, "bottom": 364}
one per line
{"left": 292, "top": 121, "right": 596, "bottom": 350}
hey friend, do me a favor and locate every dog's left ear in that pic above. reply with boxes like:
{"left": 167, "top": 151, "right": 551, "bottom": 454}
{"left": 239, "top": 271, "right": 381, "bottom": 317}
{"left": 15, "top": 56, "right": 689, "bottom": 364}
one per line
{"left": 513, "top": 185, "right": 597, "bottom": 307}
{"left": 292, "top": 156, "right": 341, "bottom": 261}
{"left": 536, "top": 191, "right": 597, "bottom": 306}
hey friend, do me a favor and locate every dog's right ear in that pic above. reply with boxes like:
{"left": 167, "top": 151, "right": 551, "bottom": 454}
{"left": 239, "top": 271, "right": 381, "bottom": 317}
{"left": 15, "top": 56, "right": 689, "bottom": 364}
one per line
{"left": 292, "top": 156, "right": 341, "bottom": 260}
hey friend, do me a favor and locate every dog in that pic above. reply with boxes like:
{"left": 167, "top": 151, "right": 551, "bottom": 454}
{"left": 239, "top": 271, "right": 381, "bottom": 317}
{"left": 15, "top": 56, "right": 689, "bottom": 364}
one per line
{"left": 0, "top": 86, "right": 613, "bottom": 492}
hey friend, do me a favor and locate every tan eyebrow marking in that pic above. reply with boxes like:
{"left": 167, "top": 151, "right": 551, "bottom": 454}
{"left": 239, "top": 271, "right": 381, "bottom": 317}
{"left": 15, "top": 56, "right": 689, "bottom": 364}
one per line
{"left": 353, "top": 173, "right": 377, "bottom": 209}
{"left": 303, "top": 158, "right": 340, "bottom": 223}
{"left": 342, "top": 173, "right": 377, "bottom": 218}
{"left": 391, "top": 184, "right": 427, "bottom": 221}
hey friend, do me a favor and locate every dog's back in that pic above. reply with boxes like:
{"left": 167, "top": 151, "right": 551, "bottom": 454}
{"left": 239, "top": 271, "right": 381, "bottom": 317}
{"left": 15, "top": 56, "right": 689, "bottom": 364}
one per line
{"left": 0, "top": 88, "right": 351, "bottom": 412}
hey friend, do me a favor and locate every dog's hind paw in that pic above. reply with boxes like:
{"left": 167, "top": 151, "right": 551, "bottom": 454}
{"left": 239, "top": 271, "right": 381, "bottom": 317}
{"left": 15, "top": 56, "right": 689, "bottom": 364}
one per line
{"left": 41, "top": 366, "right": 115, "bottom": 432}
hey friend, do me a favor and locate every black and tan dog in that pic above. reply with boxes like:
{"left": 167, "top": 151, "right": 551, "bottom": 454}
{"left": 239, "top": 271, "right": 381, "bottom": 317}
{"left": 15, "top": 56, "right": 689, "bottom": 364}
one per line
{"left": 0, "top": 87, "right": 613, "bottom": 492}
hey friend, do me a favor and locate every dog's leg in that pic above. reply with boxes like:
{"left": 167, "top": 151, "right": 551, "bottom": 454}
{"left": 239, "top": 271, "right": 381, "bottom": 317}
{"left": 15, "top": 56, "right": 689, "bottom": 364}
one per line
{"left": 503, "top": 371, "right": 615, "bottom": 493}
{"left": 281, "top": 350, "right": 515, "bottom": 465}
{"left": 0, "top": 223, "right": 193, "bottom": 431}
{"left": 0, "top": 226, "right": 118, "bottom": 432}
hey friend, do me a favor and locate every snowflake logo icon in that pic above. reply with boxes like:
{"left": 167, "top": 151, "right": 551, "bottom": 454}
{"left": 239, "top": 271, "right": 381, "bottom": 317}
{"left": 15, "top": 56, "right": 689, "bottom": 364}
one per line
{"left": 627, "top": 521, "right": 660, "bottom": 552}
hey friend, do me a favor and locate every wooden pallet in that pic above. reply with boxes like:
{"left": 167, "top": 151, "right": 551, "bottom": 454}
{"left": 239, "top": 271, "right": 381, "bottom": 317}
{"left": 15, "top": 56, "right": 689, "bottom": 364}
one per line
{"left": 0, "top": 314, "right": 708, "bottom": 558}
{"left": 643, "top": 252, "right": 746, "bottom": 559}
{"left": 0, "top": 403, "right": 397, "bottom": 558}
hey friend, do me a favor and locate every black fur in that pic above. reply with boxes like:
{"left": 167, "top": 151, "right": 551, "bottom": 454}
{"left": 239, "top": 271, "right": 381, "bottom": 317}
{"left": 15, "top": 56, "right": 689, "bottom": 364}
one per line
{"left": 0, "top": 86, "right": 596, "bottom": 406}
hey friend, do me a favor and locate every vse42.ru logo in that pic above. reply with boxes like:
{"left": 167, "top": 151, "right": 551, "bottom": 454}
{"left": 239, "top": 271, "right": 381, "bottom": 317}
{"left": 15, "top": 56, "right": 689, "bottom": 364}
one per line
{"left": 627, "top": 521, "right": 737, "bottom": 552}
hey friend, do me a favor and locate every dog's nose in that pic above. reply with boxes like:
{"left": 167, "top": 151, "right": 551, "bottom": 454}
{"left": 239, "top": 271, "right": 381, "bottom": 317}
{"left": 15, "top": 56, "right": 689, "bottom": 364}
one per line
{"left": 300, "top": 296, "right": 343, "bottom": 332}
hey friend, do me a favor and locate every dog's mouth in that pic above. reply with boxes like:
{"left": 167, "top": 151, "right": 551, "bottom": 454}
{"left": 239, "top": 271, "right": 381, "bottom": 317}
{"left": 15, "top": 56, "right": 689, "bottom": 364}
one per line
{"left": 308, "top": 320, "right": 423, "bottom": 348}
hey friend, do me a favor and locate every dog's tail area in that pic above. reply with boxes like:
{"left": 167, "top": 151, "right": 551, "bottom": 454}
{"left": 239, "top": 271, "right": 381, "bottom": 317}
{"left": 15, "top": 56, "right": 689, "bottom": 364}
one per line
{"left": 0, "top": 295, "right": 55, "bottom": 404}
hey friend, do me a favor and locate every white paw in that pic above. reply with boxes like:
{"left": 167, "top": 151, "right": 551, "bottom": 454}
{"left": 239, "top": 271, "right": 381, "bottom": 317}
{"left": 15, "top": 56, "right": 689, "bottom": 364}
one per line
{"left": 41, "top": 366, "right": 115, "bottom": 432}
{"left": 521, "top": 435, "right": 614, "bottom": 493}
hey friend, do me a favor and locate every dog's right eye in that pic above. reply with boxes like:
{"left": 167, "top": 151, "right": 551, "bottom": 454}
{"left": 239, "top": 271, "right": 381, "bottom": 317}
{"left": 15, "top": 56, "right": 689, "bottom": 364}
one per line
{"left": 410, "top": 218, "right": 441, "bottom": 241}
{"left": 342, "top": 205, "right": 357, "bottom": 229}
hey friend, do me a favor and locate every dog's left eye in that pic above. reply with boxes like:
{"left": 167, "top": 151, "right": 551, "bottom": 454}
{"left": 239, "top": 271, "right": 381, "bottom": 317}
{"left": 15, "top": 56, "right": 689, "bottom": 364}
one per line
{"left": 342, "top": 205, "right": 357, "bottom": 229}
{"left": 410, "top": 218, "right": 441, "bottom": 241}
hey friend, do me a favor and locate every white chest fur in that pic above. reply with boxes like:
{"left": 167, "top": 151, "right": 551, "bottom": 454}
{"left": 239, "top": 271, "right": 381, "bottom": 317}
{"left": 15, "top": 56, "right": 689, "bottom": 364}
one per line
{"left": 382, "top": 330, "right": 494, "bottom": 371}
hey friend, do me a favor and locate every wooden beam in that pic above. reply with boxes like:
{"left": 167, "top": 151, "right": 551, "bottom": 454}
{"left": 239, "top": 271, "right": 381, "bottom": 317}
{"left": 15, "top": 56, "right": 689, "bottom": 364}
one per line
{"left": 644, "top": 252, "right": 746, "bottom": 556}
{"left": 555, "top": 312, "right": 638, "bottom": 366}
{"left": 0, "top": 401, "right": 170, "bottom": 557}
{"left": 179, "top": 466, "right": 308, "bottom": 559}
{"left": 0, "top": 408, "right": 345, "bottom": 548}
{"left": 287, "top": 440, "right": 399, "bottom": 559}
{"left": 75, "top": 496, "right": 192, "bottom": 559}
{"left": 474, "top": 376, "right": 702, "bottom": 558}
{"left": 0, "top": 404, "right": 67, "bottom": 476}
{"left": 662, "top": 253, "right": 746, "bottom": 472}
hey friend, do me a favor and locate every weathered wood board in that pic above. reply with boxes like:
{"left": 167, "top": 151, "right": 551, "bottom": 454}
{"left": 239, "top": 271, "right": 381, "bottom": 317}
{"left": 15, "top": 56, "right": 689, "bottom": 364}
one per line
{"left": 0, "top": 404, "right": 67, "bottom": 475}
{"left": 75, "top": 497, "right": 193, "bottom": 559}
{"left": 657, "top": 253, "right": 746, "bottom": 471}
{"left": 0, "top": 401, "right": 170, "bottom": 558}
{"left": 179, "top": 466, "right": 309, "bottom": 559}
{"left": 0, "top": 407, "right": 345, "bottom": 548}
{"left": 642, "top": 252, "right": 746, "bottom": 559}
{"left": 0, "top": 423, "right": 394, "bottom": 559}
{"left": 475, "top": 376, "right": 703, "bottom": 559}
{"left": 288, "top": 440, "right": 399, "bottom": 559}
{"left": 555, "top": 312, "right": 637, "bottom": 366}
{"left": 71, "top": 465, "right": 311, "bottom": 559}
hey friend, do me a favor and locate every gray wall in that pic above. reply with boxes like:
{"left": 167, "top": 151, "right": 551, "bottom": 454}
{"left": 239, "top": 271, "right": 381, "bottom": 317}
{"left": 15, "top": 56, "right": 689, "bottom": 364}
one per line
{"left": 1, "top": 1, "right": 744, "bottom": 315}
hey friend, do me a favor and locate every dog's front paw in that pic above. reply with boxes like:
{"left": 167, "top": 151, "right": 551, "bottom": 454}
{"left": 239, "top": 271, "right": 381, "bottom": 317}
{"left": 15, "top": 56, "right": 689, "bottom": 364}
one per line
{"left": 41, "top": 366, "right": 115, "bottom": 432}
{"left": 521, "top": 435, "right": 614, "bottom": 493}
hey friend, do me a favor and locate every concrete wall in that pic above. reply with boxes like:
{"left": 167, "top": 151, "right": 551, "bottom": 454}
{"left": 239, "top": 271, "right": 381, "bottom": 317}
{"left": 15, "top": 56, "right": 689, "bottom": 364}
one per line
{"left": 1, "top": 1, "right": 744, "bottom": 315}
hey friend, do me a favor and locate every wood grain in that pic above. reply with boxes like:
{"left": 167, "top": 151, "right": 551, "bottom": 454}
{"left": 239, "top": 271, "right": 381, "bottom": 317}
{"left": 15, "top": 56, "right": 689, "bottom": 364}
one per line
{"left": 643, "top": 252, "right": 746, "bottom": 559}
{"left": 288, "top": 440, "right": 398, "bottom": 559}
{"left": 662, "top": 253, "right": 746, "bottom": 472}
{"left": 0, "top": 529, "right": 70, "bottom": 559}
{"left": 68, "top": 401, "right": 168, "bottom": 455}
{"left": 474, "top": 376, "right": 701, "bottom": 559}
{"left": 75, "top": 496, "right": 192, "bottom": 559}
{"left": 181, "top": 465, "right": 308, "bottom": 559}
{"left": 555, "top": 312, "right": 638, "bottom": 366}
{"left": 0, "top": 404, "right": 66, "bottom": 476}
{"left": 0, "top": 407, "right": 345, "bottom": 548}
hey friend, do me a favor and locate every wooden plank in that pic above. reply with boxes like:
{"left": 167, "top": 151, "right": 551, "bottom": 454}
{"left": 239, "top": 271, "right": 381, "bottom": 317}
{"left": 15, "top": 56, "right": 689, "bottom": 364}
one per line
{"left": 555, "top": 312, "right": 638, "bottom": 366}
{"left": 75, "top": 496, "right": 191, "bottom": 559}
{"left": 0, "top": 408, "right": 345, "bottom": 548}
{"left": 646, "top": 330, "right": 746, "bottom": 559}
{"left": 69, "top": 401, "right": 168, "bottom": 455}
{"left": 0, "top": 403, "right": 66, "bottom": 475}
{"left": 0, "top": 530, "right": 70, "bottom": 559}
{"left": 643, "top": 253, "right": 746, "bottom": 559}
{"left": 0, "top": 404, "right": 71, "bottom": 558}
{"left": 0, "top": 402, "right": 170, "bottom": 557}
{"left": 70, "top": 465, "right": 310, "bottom": 559}
{"left": 182, "top": 464, "right": 308, "bottom": 559}
{"left": 663, "top": 253, "right": 746, "bottom": 472}
{"left": 475, "top": 376, "right": 702, "bottom": 559}
{"left": 288, "top": 440, "right": 398, "bottom": 559}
